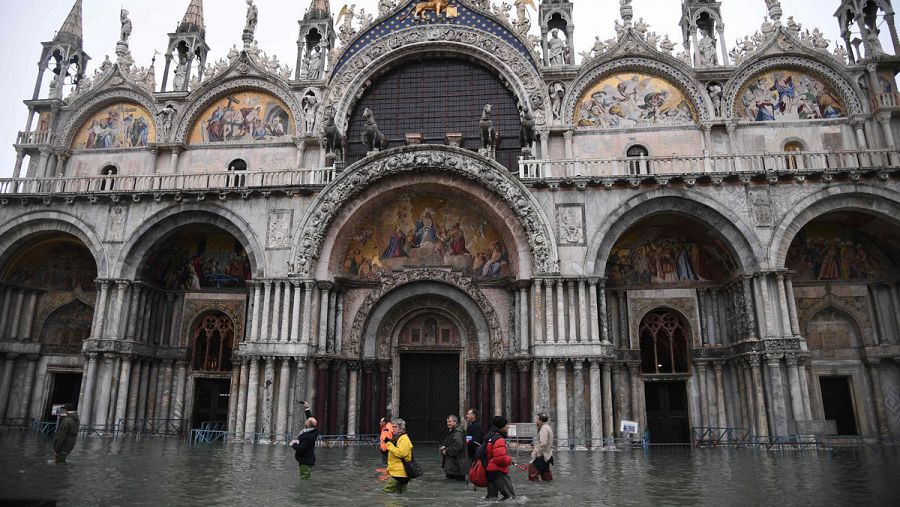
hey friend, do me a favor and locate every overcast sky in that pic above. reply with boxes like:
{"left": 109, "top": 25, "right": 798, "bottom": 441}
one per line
{"left": 0, "top": 0, "right": 889, "bottom": 177}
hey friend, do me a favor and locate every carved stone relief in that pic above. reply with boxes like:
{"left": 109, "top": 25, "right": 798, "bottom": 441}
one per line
{"left": 556, "top": 203, "right": 586, "bottom": 246}
{"left": 266, "top": 210, "right": 293, "bottom": 250}
{"left": 106, "top": 205, "right": 129, "bottom": 243}
{"left": 748, "top": 187, "right": 774, "bottom": 227}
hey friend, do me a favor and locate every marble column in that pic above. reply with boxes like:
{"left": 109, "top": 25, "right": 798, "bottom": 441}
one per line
{"left": 765, "top": 354, "right": 787, "bottom": 436}
{"left": 90, "top": 281, "right": 111, "bottom": 340}
{"left": 171, "top": 361, "right": 187, "bottom": 431}
{"left": 797, "top": 357, "right": 812, "bottom": 420}
{"left": 16, "top": 355, "right": 38, "bottom": 419}
{"left": 262, "top": 356, "right": 275, "bottom": 441}
{"left": 775, "top": 274, "right": 792, "bottom": 338}
{"left": 567, "top": 280, "right": 577, "bottom": 343}
{"left": 281, "top": 282, "right": 292, "bottom": 342}
{"left": 326, "top": 289, "right": 338, "bottom": 353}
{"left": 249, "top": 282, "right": 262, "bottom": 342}
{"left": 135, "top": 359, "right": 150, "bottom": 427}
{"left": 714, "top": 363, "right": 728, "bottom": 429}
{"left": 0, "top": 354, "right": 18, "bottom": 420}
{"left": 347, "top": 362, "right": 359, "bottom": 436}
{"left": 125, "top": 358, "right": 142, "bottom": 429}
{"left": 113, "top": 356, "right": 133, "bottom": 431}
{"left": 741, "top": 276, "right": 758, "bottom": 340}
{"left": 534, "top": 280, "right": 544, "bottom": 344}
{"left": 734, "top": 362, "right": 749, "bottom": 430}
{"left": 276, "top": 357, "right": 291, "bottom": 438}
{"left": 301, "top": 282, "right": 314, "bottom": 344}
{"left": 317, "top": 283, "right": 333, "bottom": 349}
{"left": 785, "top": 354, "right": 805, "bottom": 424}
{"left": 227, "top": 363, "right": 241, "bottom": 433}
{"left": 617, "top": 292, "right": 629, "bottom": 348}
{"left": 628, "top": 362, "right": 643, "bottom": 430}
{"left": 8, "top": 290, "right": 24, "bottom": 340}
{"left": 755, "top": 274, "right": 775, "bottom": 339}
{"left": 555, "top": 360, "right": 569, "bottom": 446}
{"left": 244, "top": 357, "right": 260, "bottom": 436}
{"left": 555, "top": 280, "right": 565, "bottom": 344}
{"left": 109, "top": 281, "right": 129, "bottom": 340}
{"left": 572, "top": 359, "right": 585, "bottom": 447}
{"left": 160, "top": 360, "right": 175, "bottom": 422}
{"left": 784, "top": 275, "right": 801, "bottom": 337}
{"left": 493, "top": 365, "right": 502, "bottom": 417}
{"left": 125, "top": 286, "right": 141, "bottom": 342}
{"left": 696, "top": 362, "right": 709, "bottom": 428}
{"left": 543, "top": 280, "right": 554, "bottom": 344}
{"left": 537, "top": 359, "right": 550, "bottom": 414}
{"left": 602, "top": 362, "right": 614, "bottom": 438}
{"left": 865, "top": 359, "right": 890, "bottom": 437}
{"left": 578, "top": 280, "right": 589, "bottom": 343}
{"left": 290, "top": 281, "right": 302, "bottom": 343}
{"left": 589, "top": 360, "right": 602, "bottom": 445}
{"left": 235, "top": 359, "right": 249, "bottom": 438}
{"left": 94, "top": 353, "right": 117, "bottom": 428}
{"left": 749, "top": 357, "right": 768, "bottom": 437}
{"left": 21, "top": 292, "right": 38, "bottom": 341}
{"left": 519, "top": 285, "right": 529, "bottom": 352}
{"left": 262, "top": 281, "right": 274, "bottom": 342}
{"left": 292, "top": 358, "right": 309, "bottom": 435}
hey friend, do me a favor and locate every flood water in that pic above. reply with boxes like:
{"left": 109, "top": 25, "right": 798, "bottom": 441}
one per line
{"left": 1, "top": 433, "right": 898, "bottom": 506}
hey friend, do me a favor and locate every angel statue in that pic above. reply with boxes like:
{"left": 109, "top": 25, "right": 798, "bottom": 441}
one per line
{"left": 514, "top": 0, "right": 536, "bottom": 27}
{"left": 337, "top": 4, "right": 357, "bottom": 43}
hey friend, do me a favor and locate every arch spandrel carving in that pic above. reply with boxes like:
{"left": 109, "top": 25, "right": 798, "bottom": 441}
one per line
{"left": 292, "top": 145, "right": 559, "bottom": 278}
{"left": 349, "top": 269, "right": 503, "bottom": 360}
{"left": 323, "top": 25, "right": 549, "bottom": 131}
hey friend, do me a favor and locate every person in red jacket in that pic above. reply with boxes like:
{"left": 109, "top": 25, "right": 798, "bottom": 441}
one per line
{"left": 484, "top": 415, "right": 516, "bottom": 500}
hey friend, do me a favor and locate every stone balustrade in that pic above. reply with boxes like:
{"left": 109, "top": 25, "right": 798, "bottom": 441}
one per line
{"left": 872, "top": 92, "right": 900, "bottom": 111}
{"left": 15, "top": 130, "right": 52, "bottom": 146}
{"left": 0, "top": 167, "right": 336, "bottom": 195}
{"left": 518, "top": 148, "right": 899, "bottom": 180}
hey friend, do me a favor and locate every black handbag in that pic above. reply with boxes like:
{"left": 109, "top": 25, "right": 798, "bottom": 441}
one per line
{"left": 403, "top": 451, "right": 424, "bottom": 479}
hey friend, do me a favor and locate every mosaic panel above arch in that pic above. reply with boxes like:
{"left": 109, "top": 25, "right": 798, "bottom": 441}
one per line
{"left": 605, "top": 215, "right": 738, "bottom": 286}
{"left": 575, "top": 72, "right": 697, "bottom": 128}
{"left": 338, "top": 192, "right": 513, "bottom": 281}
{"left": 140, "top": 224, "right": 251, "bottom": 290}
{"left": 71, "top": 102, "right": 155, "bottom": 150}
{"left": 2, "top": 236, "right": 97, "bottom": 291}
{"left": 188, "top": 90, "right": 294, "bottom": 144}
{"left": 734, "top": 69, "right": 847, "bottom": 122}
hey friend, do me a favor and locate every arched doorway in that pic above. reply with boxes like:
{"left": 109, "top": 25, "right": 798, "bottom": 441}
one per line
{"left": 396, "top": 313, "right": 462, "bottom": 442}
{"left": 0, "top": 232, "right": 97, "bottom": 421}
{"left": 640, "top": 308, "right": 692, "bottom": 444}
{"left": 189, "top": 312, "right": 235, "bottom": 430}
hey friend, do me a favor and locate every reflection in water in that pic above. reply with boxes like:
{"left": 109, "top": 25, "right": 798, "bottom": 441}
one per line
{"left": 0, "top": 434, "right": 898, "bottom": 506}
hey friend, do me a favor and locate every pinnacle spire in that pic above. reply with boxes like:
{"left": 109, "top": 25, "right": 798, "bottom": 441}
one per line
{"left": 55, "top": 0, "right": 83, "bottom": 45}
{"left": 178, "top": 0, "right": 205, "bottom": 33}
{"left": 305, "top": 0, "right": 331, "bottom": 21}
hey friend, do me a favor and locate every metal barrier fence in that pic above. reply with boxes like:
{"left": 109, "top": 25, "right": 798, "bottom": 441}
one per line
{"left": 32, "top": 421, "right": 59, "bottom": 436}
{"left": 119, "top": 418, "right": 188, "bottom": 437}
{"left": 692, "top": 427, "right": 754, "bottom": 448}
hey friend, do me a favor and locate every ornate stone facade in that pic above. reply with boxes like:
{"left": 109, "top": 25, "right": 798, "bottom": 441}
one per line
{"left": 2, "top": 0, "right": 900, "bottom": 444}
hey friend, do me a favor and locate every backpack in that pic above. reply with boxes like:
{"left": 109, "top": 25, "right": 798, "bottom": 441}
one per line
{"left": 468, "top": 431, "right": 495, "bottom": 488}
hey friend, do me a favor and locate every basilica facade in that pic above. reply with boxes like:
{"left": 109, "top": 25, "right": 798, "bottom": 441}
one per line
{"left": 0, "top": 0, "right": 899, "bottom": 445}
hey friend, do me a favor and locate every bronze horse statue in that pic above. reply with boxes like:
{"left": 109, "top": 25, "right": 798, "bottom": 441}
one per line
{"left": 361, "top": 107, "right": 388, "bottom": 152}
{"left": 324, "top": 112, "right": 345, "bottom": 161}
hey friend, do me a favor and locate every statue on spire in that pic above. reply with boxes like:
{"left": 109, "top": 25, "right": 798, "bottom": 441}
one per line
{"left": 244, "top": 0, "right": 259, "bottom": 46}
{"left": 119, "top": 9, "right": 132, "bottom": 44}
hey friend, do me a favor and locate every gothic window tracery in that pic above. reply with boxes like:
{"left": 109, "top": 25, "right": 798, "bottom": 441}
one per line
{"left": 639, "top": 309, "right": 690, "bottom": 374}
{"left": 190, "top": 313, "right": 234, "bottom": 372}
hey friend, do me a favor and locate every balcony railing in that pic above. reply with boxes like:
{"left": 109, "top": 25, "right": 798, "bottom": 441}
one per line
{"left": 16, "top": 130, "right": 52, "bottom": 146}
{"left": 518, "top": 149, "right": 899, "bottom": 180}
{"left": 0, "top": 167, "right": 336, "bottom": 195}
{"left": 872, "top": 92, "right": 900, "bottom": 111}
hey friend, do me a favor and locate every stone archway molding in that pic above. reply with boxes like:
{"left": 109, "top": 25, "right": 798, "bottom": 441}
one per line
{"left": 114, "top": 203, "right": 265, "bottom": 280}
{"left": 768, "top": 184, "right": 900, "bottom": 268}
{"left": 583, "top": 189, "right": 765, "bottom": 275}
{"left": 292, "top": 145, "right": 559, "bottom": 277}
{"left": 377, "top": 295, "right": 480, "bottom": 360}
{"left": 351, "top": 269, "right": 503, "bottom": 360}
{"left": 323, "top": 25, "right": 549, "bottom": 131}
{"left": 0, "top": 210, "right": 110, "bottom": 278}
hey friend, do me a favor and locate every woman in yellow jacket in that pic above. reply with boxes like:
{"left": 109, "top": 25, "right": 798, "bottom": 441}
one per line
{"left": 382, "top": 418, "right": 413, "bottom": 494}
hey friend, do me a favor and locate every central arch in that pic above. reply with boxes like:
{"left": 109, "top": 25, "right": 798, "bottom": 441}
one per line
{"left": 292, "top": 145, "right": 559, "bottom": 279}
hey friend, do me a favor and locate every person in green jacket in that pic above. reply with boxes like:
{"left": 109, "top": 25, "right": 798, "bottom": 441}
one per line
{"left": 53, "top": 403, "right": 79, "bottom": 464}
{"left": 440, "top": 414, "right": 467, "bottom": 480}
{"left": 382, "top": 418, "right": 413, "bottom": 494}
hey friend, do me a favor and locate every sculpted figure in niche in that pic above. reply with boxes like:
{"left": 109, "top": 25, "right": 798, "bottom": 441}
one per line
{"left": 302, "top": 93, "right": 319, "bottom": 135}
{"left": 547, "top": 29, "right": 568, "bottom": 66}
{"left": 698, "top": 31, "right": 718, "bottom": 66}
{"left": 550, "top": 82, "right": 565, "bottom": 121}
{"left": 305, "top": 44, "right": 324, "bottom": 80}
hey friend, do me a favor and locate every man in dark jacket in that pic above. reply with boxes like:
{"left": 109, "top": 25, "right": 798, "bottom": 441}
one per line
{"left": 440, "top": 414, "right": 467, "bottom": 480}
{"left": 465, "top": 408, "right": 483, "bottom": 461}
{"left": 53, "top": 403, "right": 79, "bottom": 464}
{"left": 289, "top": 401, "right": 318, "bottom": 479}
